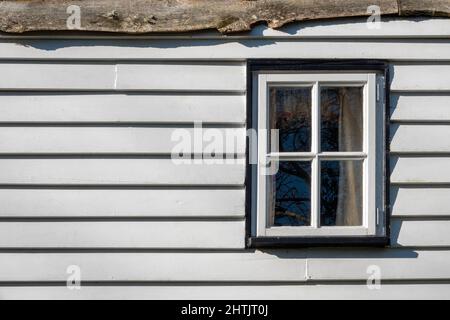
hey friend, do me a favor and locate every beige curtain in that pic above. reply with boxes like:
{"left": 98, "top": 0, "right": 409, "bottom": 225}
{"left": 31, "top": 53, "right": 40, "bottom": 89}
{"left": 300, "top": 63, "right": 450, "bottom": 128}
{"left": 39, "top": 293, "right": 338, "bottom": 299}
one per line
{"left": 336, "top": 88, "right": 363, "bottom": 226}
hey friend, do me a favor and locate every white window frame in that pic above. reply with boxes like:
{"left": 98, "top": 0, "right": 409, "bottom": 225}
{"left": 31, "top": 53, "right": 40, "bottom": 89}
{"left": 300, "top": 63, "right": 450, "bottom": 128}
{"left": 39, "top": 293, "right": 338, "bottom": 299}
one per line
{"left": 255, "top": 72, "right": 379, "bottom": 237}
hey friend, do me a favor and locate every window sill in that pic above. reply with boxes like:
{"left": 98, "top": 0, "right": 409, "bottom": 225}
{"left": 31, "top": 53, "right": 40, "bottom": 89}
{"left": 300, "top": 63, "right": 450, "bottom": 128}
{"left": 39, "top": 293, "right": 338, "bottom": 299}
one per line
{"left": 247, "top": 236, "right": 390, "bottom": 249}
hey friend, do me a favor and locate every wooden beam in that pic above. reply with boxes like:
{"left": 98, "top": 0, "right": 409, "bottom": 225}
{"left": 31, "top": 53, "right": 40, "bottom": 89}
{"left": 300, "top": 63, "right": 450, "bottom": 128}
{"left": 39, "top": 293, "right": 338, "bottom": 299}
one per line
{"left": 0, "top": 0, "right": 399, "bottom": 34}
{"left": 399, "top": 0, "right": 450, "bottom": 17}
{"left": 0, "top": 0, "right": 447, "bottom": 35}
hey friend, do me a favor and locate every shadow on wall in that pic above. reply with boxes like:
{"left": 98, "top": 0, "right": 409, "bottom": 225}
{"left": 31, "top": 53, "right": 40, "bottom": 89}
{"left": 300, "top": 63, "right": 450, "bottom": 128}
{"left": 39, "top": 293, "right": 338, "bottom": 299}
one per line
{"left": 16, "top": 37, "right": 277, "bottom": 51}
{"left": 260, "top": 247, "right": 418, "bottom": 260}
{"left": 11, "top": 16, "right": 437, "bottom": 51}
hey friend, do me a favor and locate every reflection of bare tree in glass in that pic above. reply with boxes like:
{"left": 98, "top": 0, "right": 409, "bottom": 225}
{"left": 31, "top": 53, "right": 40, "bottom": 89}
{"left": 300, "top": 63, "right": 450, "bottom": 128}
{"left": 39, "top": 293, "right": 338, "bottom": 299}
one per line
{"left": 270, "top": 88, "right": 312, "bottom": 226}
{"left": 270, "top": 87, "right": 363, "bottom": 227}
{"left": 271, "top": 88, "right": 311, "bottom": 153}
{"left": 321, "top": 89, "right": 341, "bottom": 152}
{"left": 320, "top": 89, "right": 342, "bottom": 225}
{"left": 320, "top": 161, "right": 340, "bottom": 226}
{"left": 275, "top": 162, "right": 311, "bottom": 226}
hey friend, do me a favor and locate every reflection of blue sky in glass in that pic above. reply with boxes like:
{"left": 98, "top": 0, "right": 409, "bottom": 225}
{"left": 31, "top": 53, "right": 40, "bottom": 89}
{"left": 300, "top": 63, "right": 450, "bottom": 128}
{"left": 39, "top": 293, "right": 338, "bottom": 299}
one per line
{"left": 274, "top": 161, "right": 311, "bottom": 226}
{"left": 270, "top": 87, "right": 311, "bottom": 152}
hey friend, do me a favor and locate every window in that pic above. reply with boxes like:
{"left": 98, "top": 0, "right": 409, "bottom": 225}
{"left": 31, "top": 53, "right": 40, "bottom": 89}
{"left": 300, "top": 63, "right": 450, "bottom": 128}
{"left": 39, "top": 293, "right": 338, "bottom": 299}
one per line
{"left": 247, "top": 60, "right": 389, "bottom": 247}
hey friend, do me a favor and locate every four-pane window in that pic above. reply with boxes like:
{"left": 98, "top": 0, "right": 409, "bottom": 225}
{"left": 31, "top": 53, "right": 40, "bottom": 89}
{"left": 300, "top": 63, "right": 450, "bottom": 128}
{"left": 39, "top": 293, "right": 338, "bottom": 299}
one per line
{"left": 253, "top": 72, "right": 384, "bottom": 239}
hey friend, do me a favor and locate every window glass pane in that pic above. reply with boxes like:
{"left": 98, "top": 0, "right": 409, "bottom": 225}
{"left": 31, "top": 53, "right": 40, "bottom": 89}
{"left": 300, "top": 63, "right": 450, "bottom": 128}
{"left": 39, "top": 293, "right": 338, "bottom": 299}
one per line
{"left": 321, "top": 87, "right": 363, "bottom": 152}
{"left": 320, "top": 160, "right": 363, "bottom": 226}
{"left": 269, "top": 161, "right": 312, "bottom": 227}
{"left": 270, "top": 87, "right": 312, "bottom": 152}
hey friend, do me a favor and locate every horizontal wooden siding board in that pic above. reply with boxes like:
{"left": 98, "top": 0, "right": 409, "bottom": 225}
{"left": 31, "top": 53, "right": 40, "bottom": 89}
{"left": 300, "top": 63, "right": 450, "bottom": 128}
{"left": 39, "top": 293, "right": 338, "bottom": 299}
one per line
{"left": 2, "top": 249, "right": 450, "bottom": 282}
{"left": 390, "top": 64, "right": 450, "bottom": 92}
{"left": 0, "top": 94, "right": 246, "bottom": 124}
{"left": 0, "top": 62, "right": 246, "bottom": 92}
{"left": 0, "top": 188, "right": 245, "bottom": 217}
{"left": 391, "top": 220, "right": 450, "bottom": 247}
{"left": 390, "top": 94, "right": 450, "bottom": 122}
{"left": 0, "top": 127, "right": 246, "bottom": 155}
{"left": 1, "top": 284, "right": 449, "bottom": 300}
{"left": 391, "top": 124, "right": 450, "bottom": 153}
{"left": 391, "top": 157, "right": 450, "bottom": 184}
{"left": 0, "top": 221, "right": 246, "bottom": 249}
{"left": 0, "top": 159, "right": 245, "bottom": 186}
{"left": 391, "top": 187, "right": 450, "bottom": 217}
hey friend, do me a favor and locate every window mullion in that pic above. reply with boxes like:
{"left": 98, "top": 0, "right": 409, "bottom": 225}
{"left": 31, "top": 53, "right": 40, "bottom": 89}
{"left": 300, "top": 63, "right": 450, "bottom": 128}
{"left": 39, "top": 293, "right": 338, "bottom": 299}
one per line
{"left": 318, "top": 153, "right": 367, "bottom": 160}
{"left": 311, "top": 82, "right": 320, "bottom": 229}
{"left": 267, "top": 152, "right": 315, "bottom": 160}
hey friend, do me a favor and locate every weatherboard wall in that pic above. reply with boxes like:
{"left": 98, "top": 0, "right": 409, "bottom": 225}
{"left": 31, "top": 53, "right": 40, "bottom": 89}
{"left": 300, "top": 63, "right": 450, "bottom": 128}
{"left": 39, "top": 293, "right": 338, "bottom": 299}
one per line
{"left": 0, "top": 18, "right": 449, "bottom": 299}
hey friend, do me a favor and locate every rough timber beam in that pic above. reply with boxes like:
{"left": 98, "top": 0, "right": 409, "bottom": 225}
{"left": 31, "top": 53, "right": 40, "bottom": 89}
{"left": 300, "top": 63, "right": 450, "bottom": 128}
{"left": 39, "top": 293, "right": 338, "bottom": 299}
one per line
{"left": 0, "top": 0, "right": 447, "bottom": 34}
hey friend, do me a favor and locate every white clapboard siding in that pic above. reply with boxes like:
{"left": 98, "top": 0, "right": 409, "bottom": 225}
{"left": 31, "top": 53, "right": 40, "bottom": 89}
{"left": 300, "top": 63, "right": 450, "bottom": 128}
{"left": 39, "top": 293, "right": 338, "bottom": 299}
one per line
{"left": 0, "top": 127, "right": 246, "bottom": 155}
{"left": 390, "top": 64, "right": 450, "bottom": 92}
{"left": 0, "top": 62, "right": 245, "bottom": 91}
{"left": 0, "top": 40, "right": 449, "bottom": 61}
{"left": 2, "top": 284, "right": 450, "bottom": 300}
{"left": 2, "top": 18, "right": 450, "bottom": 299}
{"left": 0, "top": 188, "right": 245, "bottom": 218}
{"left": 0, "top": 94, "right": 246, "bottom": 124}
{"left": 0, "top": 63, "right": 116, "bottom": 90}
{"left": 0, "top": 251, "right": 306, "bottom": 282}
{"left": 265, "top": 18, "right": 450, "bottom": 38}
{"left": 308, "top": 250, "right": 450, "bottom": 280}
{"left": 391, "top": 157, "right": 450, "bottom": 184}
{"left": 392, "top": 187, "right": 450, "bottom": 217}
{"left": 0, "top": 221, "right": 245, "bottom": 249}
{"left": 1, "top": 250, "right": 449, "bottom": 282}
{"left": 391, "top": 220, "right": 450, "bottom": 247}
{"left": 0, "top": 219, "right": 440, "bottom": 249}
{"left": 391, "top": 94, "right": 450, "bottom": 122}
{"left": 0, "top": 159, "right": 245, "bottom": 186}
{"left": 391, "top": 125, "right": 450, "bottom": 153}
{"left": 116, "top": 63, "right": 245, "bottom": 92}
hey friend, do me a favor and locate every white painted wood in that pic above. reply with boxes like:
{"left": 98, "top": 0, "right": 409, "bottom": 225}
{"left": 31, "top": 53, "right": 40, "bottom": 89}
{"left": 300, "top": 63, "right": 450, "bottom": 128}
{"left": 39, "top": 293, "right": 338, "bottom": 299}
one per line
{"left": 391, "top": 64, "right": 450, "bottom": 92}
{"left": 0, "top": 218, "right": 440, "bottom": 248}
{"left": 308, "top": 249, "right": 450, "bottom": 280}
{"left": 0, "top": 94, "right": 246, "bottom": 124}
{"left": 116, "top": 63, "right": 245, "bottom": 92}
{"left": 2, "top": 284, "right": 449, "bottom": 300}
{"left": 391, "top": 157, "right": 450, "bottom": 184}
{"left": 0, "top": 62, "right": 245, "bottom": 91}
{"left": 391, "top": 94, "right": 450, "bottom": 122}
{"left": 0, "top": 159, "right": 245, "bottom": 186}
{"left": 0, "top": 41, "right": 449, "bottom": 61}
{"left": 1, "top": 249, "right": 449, "bottom": 282}
{"left": 255, "top": 72, "right": 378, "bottom": 237}
{"left": 263, "top": 73, "right": 369, "bottom": 83}
{"left": 0, "top": 127, "right": 246, "bottom": 155}
{"left": 391, "top": 187, "right": 450, "bottom": 217}
{"left": 0, "top": 63, "right": 116, "bottom": 90}
{"left": 311, "top": 81, "right": 320, "bottom": 230}
{"left": 0, "top": 251, "right": 306, "bottom": 282}
{"left": 0, "top": 220, "right": 245, "bottom": 249}
{"left": 0, "top": 189, "right": 245, "bottom": 217}
{"left": 391, "top": 125, "right": 450, "bottom": 153}
{"left": 255, "top": 18, "right": 450, "bottom": 38}
{"left": 391, "top": 220, "right": 450, "bottom": 247}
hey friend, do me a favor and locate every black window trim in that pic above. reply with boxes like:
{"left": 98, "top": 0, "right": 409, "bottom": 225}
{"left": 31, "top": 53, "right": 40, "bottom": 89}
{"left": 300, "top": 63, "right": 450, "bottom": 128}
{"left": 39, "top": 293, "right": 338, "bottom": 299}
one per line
{"left": 245, "top": 59, "right": 391, "bottom": 249}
